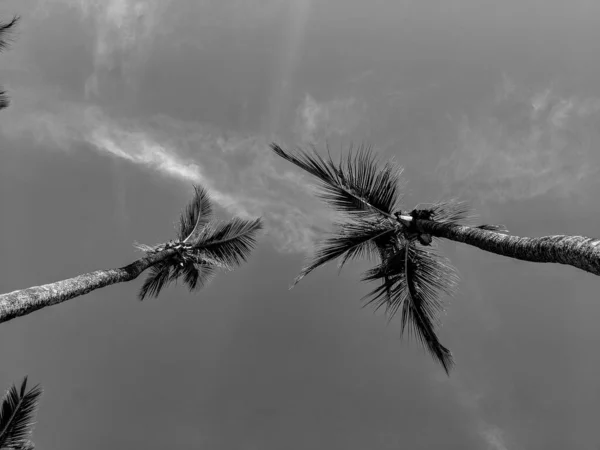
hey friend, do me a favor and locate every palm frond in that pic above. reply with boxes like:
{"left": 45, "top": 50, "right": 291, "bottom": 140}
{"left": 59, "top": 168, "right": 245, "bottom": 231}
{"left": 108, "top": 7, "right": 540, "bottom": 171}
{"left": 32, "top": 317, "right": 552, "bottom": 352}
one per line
{"left": 401, "top": 243, "right": 456, "bottom": 374}
{"left": 132, "top": 241, "right": 161, "bottom": 253}
{"left": 0, "top": 90, "right": 9, "bottom": 111}
{"left": 182, "top": 262, "right": 217, "bottom": 292}
{"left": 294, "top": 219, "right": 397, "bottom": 285}
{"left": 138, "top": 254, "right": 219, "bottom": 300}
{"left": 362, "top": 242, "right": 459, "bottom": 374}
{"left": 191, "top": 217, "right": 263, "bottom": 268}
{"left": 425, "top": 198, "right": 477, "bottom": 225}
{"left": 371, "top": 235, "right": 402, "bottom": 306}
{"left": 138, "top": 259, "right": 174, "bottom": 300}
{"left": 179, "top": 185, "right": 213, "bottom": 242}
{"left": 0, "top": 377, "right": 42, "bottom": 450}
{"left": 0, "top": 16, "right": 19, "bottom": 53}
{"left": 271, "top": 143, "right": 404, "bottom": 219}
{"left": 414, "top": 200, "right": 509, "bottom": 234}
{"left": 168, "top": 259, "right": 217, "bottom": 293}
{"left": 362, "top": 240, "right": 407, "bottom": 314}
{"left": 0, "top": 16, "right": 19, "bottom": 113}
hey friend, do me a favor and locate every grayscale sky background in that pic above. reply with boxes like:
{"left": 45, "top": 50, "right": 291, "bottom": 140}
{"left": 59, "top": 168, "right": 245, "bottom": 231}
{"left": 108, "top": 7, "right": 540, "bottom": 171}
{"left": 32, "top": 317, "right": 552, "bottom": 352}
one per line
{"left": 1, "top": 1, "right": 600, "bottom": 449}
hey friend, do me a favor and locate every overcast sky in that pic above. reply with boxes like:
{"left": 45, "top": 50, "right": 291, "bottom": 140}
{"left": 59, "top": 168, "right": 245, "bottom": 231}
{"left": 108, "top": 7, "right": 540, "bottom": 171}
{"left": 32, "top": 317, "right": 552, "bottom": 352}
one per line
{"left": 1, "top": 0, "right": 600, "bottom": 449}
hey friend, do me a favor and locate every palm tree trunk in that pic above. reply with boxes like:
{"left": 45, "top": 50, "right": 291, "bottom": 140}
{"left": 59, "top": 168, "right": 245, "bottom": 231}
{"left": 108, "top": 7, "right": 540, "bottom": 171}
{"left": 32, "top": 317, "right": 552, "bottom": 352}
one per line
{"left": 415, "top": 219, "right": 600, "bottom": 276}
{"left": 0, "top": 248, "right": 177, "bottom": 324}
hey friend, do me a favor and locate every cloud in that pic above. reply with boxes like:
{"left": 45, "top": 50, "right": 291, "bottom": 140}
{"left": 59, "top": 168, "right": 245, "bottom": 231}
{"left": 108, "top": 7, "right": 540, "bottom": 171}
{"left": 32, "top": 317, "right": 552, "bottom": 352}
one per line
{"left": 33, "top": 0, "right": 288, "bottom": 101}
{"left": 35, "top": 0, "right": 171, "bottom": 98}
{"left": 294, "top": 94, "right": 363, "bottom": 143}
{"left": 480, "top": 425, "right": 509, "bottom": 450}
{"left": 1, "top": 94, "right": 332, "bottom": 254}
{"left": 436, "top": 78, "right": 600, "bottom": 205}
{"left": 433, "top": 373, "right": 512, "bottom": 450}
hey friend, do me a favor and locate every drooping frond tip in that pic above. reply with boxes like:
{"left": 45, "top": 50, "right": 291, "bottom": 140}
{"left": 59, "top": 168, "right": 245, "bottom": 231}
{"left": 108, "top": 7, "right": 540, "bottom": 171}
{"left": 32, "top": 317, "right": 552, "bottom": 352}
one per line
{"left": 0, "top": 376, "right": 42, "bottom": 449}
{"left": 270, "top": 142, "right": 405, "bottom": 219}
{"left": 362, "top": 241, "right": 460, "bottom": 375}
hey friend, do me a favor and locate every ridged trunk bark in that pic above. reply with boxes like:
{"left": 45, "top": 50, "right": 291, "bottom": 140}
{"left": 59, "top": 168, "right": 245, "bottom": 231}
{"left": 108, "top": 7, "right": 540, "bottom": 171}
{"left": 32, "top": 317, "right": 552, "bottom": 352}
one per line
{"left": 0, "top": 249, "right": 177, "bottom": 324}
{"left": 415, "top": 219, "right": 600, "bottom": 276}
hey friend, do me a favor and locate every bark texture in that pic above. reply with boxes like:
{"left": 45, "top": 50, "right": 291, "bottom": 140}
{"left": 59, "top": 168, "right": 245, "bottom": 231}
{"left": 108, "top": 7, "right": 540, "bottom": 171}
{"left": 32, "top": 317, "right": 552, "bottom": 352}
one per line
{"left": 416, "top": 219, "right": 600, "bottom": 276}
{"left": 0, "top": 249, "right": 176, "bottom": 324}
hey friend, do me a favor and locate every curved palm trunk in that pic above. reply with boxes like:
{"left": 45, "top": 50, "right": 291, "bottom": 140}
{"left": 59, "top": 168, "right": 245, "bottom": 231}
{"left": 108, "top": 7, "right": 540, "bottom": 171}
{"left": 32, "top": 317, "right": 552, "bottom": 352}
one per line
{"left": 415, "top": 219, "right": 600, "bottom": 276}
{"left": 0, "top": 249, "right": 177, "bottom": 324}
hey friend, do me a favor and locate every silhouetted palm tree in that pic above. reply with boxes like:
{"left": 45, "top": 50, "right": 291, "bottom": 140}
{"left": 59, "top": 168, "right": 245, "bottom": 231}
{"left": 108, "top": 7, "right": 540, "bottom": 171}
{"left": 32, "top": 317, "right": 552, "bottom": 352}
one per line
{"left": 0, "top": 185, "right": 262, "bottom": 324}
{"left": 0, "top": 15, "right": 19, "bottom": 111}
{"left": 0, "top": 377, "right": 42, "bottom": 450}
{"left": 271, "top": 142, "right": 600, "bottom": 374}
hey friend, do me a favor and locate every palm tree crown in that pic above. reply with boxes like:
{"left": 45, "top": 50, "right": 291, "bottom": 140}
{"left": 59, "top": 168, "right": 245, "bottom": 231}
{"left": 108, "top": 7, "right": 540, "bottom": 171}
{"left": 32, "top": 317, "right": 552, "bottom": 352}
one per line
{"left": 270, "top": 143, "right": 509, "bottom": 374}
{"left": 135, "top": 185, "right": 263, "bottom": 300}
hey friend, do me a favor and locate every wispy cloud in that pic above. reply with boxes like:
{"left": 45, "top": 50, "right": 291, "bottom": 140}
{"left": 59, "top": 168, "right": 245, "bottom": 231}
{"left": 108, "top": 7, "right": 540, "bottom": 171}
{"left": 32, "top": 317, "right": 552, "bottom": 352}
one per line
{"left": 1, "top": 96, "right": 331, "bottom": 254}
{"left": 434, "top": 373, "right": 512, "bottom": 450}
{"left": 36, "top": 0, "right": 171, "bottom": 98}
{"left": 35, "top": 0, "right": 288, "bottom": 101}
{"left": 436, "top": 77, "right": 600, "bottom": 204}
{"left": 480, "top": 425, "right": 509, "bottom": 450}
{"left": 294, "top": 94, "right": 363, "bottom": 143}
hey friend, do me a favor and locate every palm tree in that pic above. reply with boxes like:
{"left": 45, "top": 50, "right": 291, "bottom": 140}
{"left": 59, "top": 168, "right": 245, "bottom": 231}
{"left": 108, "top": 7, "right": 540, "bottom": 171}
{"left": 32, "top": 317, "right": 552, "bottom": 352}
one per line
{"left": 0, "top": 15, "right": 19, "bottom": 111}
{"left": 270, "top": 142, "right": 600, "bottom": 374}
{"left": 0, "top": 377, "right": 42, "bottom": 450}
{"left": 0, "top": 185, "right": 263, "bottom": 324}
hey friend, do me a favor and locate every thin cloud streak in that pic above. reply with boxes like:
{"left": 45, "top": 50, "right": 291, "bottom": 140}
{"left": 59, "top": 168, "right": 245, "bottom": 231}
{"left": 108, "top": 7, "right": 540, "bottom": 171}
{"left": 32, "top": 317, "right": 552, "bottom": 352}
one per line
{"left": 294, "top": 94, "right": 364, "bottom": 143}
{"left": 37, "top": 0, "right": 172, "bottom": 99}
{"left": 1, "top": 97, "right": 331, "bottom": 254}
{"left": 436, "top": 78, "right": 600, "bottom": 205}
{"left": 433, "top": 373, "right": 512, "bottom": 450}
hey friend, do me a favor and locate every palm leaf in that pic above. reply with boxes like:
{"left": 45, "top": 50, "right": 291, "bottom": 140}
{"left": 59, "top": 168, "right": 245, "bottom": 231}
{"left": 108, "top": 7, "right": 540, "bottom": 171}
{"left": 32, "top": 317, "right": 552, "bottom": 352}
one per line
{"left": 400, "top": 243, "right": 456, "bottom": 374}
{"left": 415, "top": 199, "right": 509, "bottom": 235}
{"left": 169, "top": 259, "right": 217, "bottom": 292}
{"left": 0, "top": 16, "right": 18, "bottom": 53}
{"left": 0, "top": 91, "right": 9, "bottom": 111}
{"left": 0, "top": 16, "right": 19, "bottom": 112}
{"left": 362, "top": 241, "right": 459, "bottom": 374}
{"left": 0, "top": 377, "right": 42, "bottom": 450}
{"left": 179, "top": 185, "right": 213, "bottom": 242}
{"left": 191, "top": 217, "right": 263, "bottom": 268}
{"left": 271, "top": 143, "right": 404, "bottom": 219}
{"left": 181, "top": 262, "right": 217, "bottom": 292}
{"left": 138, "top": 256, "right": 219, "bottom": 300}
{"left": 138, "top": 259, "right": 174, "bottom": 300}
{"left": 422, "top": 198, "right": 477, "bottom": 225}
{"left": 294, "top": 219, "right": 397, "bottom": 285}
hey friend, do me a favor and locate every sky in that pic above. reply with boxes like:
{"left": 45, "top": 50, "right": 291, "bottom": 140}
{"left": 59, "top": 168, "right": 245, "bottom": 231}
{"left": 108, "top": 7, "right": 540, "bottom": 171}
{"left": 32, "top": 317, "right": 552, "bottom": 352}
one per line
{"left": 1, "top": 0, "right": 600, "bottom": 449}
